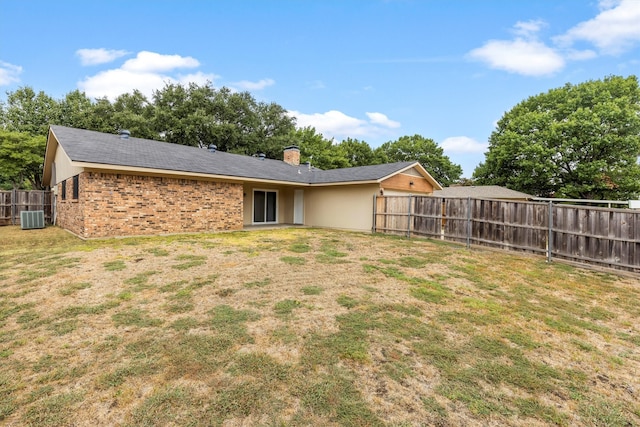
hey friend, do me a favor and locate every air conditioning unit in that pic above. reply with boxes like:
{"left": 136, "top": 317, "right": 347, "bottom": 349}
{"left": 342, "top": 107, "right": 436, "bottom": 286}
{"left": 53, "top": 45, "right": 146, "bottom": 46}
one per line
{"left": 20, "top": 210, "right": 45, "bottom": 230}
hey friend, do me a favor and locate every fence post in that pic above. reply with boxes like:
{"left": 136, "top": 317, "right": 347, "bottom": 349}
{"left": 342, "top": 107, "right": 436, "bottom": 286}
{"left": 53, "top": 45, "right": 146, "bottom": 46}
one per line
{"left": 372, "top": 194, "right": 377, "bottom": 233}
{"left": 407, "top": 194, "right": 412, "bottom": 238}
{"left": 467, "top": 197, "right": 471, "bottom": 249}
{"left": 11, "top": 188, "right": 16, "bottom": 225}
{"left": 547, "top": 200, "right": 553, "bottom": 263}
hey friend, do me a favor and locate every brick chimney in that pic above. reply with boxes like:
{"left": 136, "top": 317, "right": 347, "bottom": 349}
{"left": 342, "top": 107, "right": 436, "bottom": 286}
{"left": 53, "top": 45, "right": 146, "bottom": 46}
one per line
{"left": 283, "top": 145, "right": 300, "bottom": 166}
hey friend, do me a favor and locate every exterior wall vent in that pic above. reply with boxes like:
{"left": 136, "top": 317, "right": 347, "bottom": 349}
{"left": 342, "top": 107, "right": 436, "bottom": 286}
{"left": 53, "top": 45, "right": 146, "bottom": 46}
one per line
{"left": 20, "top": 210, "right": 45, "bottom": 230}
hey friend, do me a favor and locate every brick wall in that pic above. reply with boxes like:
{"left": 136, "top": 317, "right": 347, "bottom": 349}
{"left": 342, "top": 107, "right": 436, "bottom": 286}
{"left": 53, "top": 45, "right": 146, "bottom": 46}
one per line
{"left": 56, "top": 174, "right": 85, "bottom": 236}
{"left": 56, "top": 171, "right": 243, "bottom": 238}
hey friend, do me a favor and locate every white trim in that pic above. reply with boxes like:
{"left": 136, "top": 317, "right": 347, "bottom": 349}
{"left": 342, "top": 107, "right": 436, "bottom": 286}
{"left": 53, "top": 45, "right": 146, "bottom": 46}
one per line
{"left": 252, "top": 189, "right": 279, "bottom": 224}
{"left": 294, "top": 189, "right": 304, "bottom": 224}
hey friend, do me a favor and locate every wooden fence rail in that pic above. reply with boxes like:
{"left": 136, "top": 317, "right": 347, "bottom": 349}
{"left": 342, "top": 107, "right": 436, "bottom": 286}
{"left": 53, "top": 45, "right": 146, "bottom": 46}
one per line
{"left": 374, "top": 195, "right": 640, "bottom": 274}
{"left": 0, "top": 190, "right": 53, "bottom": 226}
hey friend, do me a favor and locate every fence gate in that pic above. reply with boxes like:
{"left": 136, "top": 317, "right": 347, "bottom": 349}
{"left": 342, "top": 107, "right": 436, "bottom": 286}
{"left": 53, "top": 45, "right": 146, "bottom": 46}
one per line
{"left": 0, "top": 190, "right": 53, "bottom": 226}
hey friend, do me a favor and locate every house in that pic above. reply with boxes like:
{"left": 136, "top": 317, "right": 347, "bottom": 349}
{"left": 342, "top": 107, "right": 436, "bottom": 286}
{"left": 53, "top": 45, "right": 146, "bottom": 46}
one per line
{"left": 432, "top": 185, "right": 532, "bottom": 200}
{"left": 42, "top": 126, "right": 442, "bottom": 238}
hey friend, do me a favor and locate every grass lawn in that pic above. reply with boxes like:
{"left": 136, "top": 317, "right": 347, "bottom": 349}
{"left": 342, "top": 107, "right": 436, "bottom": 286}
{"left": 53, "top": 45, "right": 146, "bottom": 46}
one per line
{"left": 0, "top": 225, "right": 639, "bottom": 426}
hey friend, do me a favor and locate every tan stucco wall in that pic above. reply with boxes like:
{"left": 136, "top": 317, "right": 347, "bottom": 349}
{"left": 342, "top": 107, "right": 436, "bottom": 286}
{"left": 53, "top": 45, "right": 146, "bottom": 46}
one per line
{"left": 242, "top": 183, "right": 297, "bottom": 225}
{"left": 304, "top": 184, "right": 380, "bottom": 232}
{"left": 53, "top": 145, "right": 83, "bottom": 185}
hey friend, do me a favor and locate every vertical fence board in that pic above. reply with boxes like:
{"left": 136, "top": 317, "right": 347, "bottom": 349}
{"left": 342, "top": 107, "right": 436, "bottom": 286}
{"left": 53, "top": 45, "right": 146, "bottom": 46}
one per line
{"left": 375, "top": 195, "right": 639, "bottom": 274}
{"left": 0, "top": 190, "right": 53, "bottom": 226}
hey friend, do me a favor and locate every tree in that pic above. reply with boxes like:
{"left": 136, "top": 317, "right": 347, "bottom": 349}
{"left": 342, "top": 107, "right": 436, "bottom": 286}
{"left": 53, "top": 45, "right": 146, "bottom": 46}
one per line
{"left": 151, "top": 83, "right": 296, "bottom": 157}
{"left": 376, "top": 135, "right": 462, "bottom": 186}
{"left": 474, "top": 75, "right": 640, "bottom": 199}
{"left": 337, "top": 137, "right": 383, "bottom": 167}
{"left": 113, "top": 90, "right": 155, "bottom": 139}
{"left": 2, "top": 86, "right": 60, "bottom": 136}
{"left": 293, "top": 127, "right": 349, "bottom": 170}
{"left": 58, "top": 90, "right": 95, "bottom": 130}
{"left": 0, "top": 130, "right": 46, "bottom": 189}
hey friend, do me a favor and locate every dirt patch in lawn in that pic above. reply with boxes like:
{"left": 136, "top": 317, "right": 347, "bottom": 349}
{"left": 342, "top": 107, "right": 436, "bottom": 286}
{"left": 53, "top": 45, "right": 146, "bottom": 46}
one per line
{"left": 1, "top": 226, "right": 639, "bottom": 426}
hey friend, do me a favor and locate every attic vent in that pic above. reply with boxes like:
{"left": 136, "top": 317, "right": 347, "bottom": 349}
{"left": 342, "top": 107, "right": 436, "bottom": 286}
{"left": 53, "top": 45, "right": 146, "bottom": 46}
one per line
{"left": 119, "top": 130, "right": 131, "bottom": 140}
{"left": 258, "top": 153, "right": 266, "bottom": 160}
{"left": 208, "top": 144, "right": 217, "bottom": 153}
{"left": 20, "top": 211, "right": 45, "bottom": 230}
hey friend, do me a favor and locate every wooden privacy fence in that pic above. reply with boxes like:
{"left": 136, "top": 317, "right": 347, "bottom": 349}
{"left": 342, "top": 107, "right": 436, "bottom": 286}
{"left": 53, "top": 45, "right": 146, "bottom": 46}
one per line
{"left": 374, "top": 195, "right": 640, "bottom": 274}
{"left": 0, "top": 190, "right": 53, "bottom": 226}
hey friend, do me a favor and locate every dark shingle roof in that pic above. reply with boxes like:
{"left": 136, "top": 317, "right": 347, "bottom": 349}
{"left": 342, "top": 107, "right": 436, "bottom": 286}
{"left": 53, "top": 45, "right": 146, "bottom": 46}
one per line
{"left": 432, "top": 185, "right": 533, "bottom": 199}
{"left": 49, "top": 126, "right": 418, "bottom": 185}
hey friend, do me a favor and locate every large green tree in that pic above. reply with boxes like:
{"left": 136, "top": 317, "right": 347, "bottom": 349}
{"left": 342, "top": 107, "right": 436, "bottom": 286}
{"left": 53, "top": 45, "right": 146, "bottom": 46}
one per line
{"left": 474, "top": 75, "right": 640, "bottom": 199}
{"left": 338, "top": 137, "right": 383, "bottom": 167}
{"left": 294, "top": 127, "right": 350, "bottom": 170}
{"left": 151, "top": 83, "right": 295, "bottom": 158}
{"left": 376, "top": 135, "right": 462, "bottom": 186}
{"left": 0, "top": 130, "right": 46, "bottom": 189}
{"left": 2, "top": 87, "right": 60, "bottom": 136}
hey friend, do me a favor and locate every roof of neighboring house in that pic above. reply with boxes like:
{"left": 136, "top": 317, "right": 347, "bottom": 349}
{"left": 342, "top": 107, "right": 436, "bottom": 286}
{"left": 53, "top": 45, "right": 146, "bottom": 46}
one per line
{"left": 432, "top": 185, "right": 533, "bottom": 199}
{"left": 43, "top": 126, "right": 442, "bottom": 189}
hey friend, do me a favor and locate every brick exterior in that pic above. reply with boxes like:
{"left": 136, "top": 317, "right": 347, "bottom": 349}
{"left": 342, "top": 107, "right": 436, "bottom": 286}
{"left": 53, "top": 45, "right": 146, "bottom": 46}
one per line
{"left": 56, "top": 172, "right": 243, "bottom": 238}
{"left": 283, "top": 146, "right": 300, "bottom": 166}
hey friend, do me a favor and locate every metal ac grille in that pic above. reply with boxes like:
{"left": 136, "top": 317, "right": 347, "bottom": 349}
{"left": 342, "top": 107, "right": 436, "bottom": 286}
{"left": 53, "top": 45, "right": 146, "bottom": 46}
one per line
{"left": 20, "top": 210, "right": 45, "bottom": 230}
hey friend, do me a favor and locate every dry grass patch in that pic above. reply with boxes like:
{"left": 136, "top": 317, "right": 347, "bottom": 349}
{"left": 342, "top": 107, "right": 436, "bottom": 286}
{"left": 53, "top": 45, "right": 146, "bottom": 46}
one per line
{"left": 0, "top": 226, "right": 639, "bottom": 426}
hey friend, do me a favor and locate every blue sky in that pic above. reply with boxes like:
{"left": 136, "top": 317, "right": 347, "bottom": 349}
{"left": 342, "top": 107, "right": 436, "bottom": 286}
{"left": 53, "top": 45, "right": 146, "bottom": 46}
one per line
{"left": 1, "top": 0, "right": 639, "bottom": 177}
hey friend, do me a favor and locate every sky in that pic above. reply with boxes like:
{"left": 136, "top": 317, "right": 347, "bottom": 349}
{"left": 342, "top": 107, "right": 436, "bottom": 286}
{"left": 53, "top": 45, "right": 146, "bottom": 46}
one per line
{"left": 1, "top": 0, "right": 639, "bottom": 178}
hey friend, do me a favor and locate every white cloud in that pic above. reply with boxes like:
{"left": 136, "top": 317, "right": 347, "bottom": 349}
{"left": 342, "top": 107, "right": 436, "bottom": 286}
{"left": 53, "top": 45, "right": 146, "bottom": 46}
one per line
{"left": 554, "top": 0, "right": 640, "bottom": 55}
{"left": 512, "top": 20, "right": 546, "bottom": 38}
{"left": 366, "top": 112, "right": 401, "bottom": 128}
{"left": 468, "top": 37, "right": 564, "bottom": 76}
{"left": 76, "top": 48, "right": 128, "bottom": 66}
{"left": 0, "top": 60, "right": 22, "bottom": 85}
{"left": 121, "top": 51, "right": 200, "bottom": 73}
{"left": 441, "top": 136, "right": 487, "bottom": 153}
{"left": 289, "top": 110, "right": 367, "bottom": 138}
{"left": 231, "top": 78, "right": 275, "bottom": 91}
{"left": 77, "top": 51, "right": 216, "bottom": 100}
{"left": 288, "top": 110, "right": 402, "bottom": 140}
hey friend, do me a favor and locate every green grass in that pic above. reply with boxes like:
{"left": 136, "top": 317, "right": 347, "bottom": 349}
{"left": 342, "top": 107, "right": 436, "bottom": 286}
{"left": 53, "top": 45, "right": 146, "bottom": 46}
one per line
{"left": 112, "top": 309, "right": 164, "bottom": 328}
{"left": 274, "top": 299, "right": 302, "bottom": 316}
{"left": 103, "top": 260, "right": 126, "bottom": 271}
{"left": 58, "top": 282, "right": 92, "bottom": 296}
{"left": 22, "top": 392, "right": 84, "bottom": 427}
{"left": 301, "top": 285, "right": 323, "bottom": 295}
{"left": 280, "top": 256, "right": 306, "bottom": 265}
{"left": 172, "top": 254, "right": 207, "bottom": 270}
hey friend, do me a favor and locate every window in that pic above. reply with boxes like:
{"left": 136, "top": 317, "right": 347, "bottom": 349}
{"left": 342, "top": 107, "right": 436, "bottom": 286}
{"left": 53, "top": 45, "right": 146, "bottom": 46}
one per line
{"left": 61, "top": 180, "right": 66, "bottom": 200}
{"left": 253, "top": 190, "right": 277, "bottom": 223}
{"left": 72, "top": 175, "right": 79, "bottom": 199}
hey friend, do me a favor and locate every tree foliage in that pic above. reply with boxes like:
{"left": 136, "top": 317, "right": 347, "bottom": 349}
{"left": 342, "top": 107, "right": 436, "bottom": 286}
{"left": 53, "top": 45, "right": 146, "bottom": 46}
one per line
{"left": 294, "top": 127, "right": 350, "bottom": 170}
{"left": 474, "top": 75, "right": 640, "bottom": 199}
{"left": 0, "top": 83, "right": 463, "bottom": 189}
{"left": 375, "top": 135, "right": 462, "bottom": 186}
{"left": 3, "top": 87, "right": 59, "bottom": 136}
{"left": 0, "top": 130, "right": 46, "bottom": 189}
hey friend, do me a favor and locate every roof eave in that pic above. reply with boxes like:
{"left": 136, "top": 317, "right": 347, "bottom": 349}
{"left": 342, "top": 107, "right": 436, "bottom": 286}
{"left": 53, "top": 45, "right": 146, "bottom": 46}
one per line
{"left": 71, "top": 161, "right": 314, "bottom": 186}
{"left": 378, "top": 162, "right": 443, "bottom": 190}
{"left": 42, "top": 127, "right": 59, "bottom": 187}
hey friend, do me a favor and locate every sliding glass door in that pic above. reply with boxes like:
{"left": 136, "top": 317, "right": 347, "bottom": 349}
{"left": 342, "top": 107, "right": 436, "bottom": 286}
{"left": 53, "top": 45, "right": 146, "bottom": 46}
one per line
{"left": 253, "top": 190, "right": 277, "bottom": 223}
